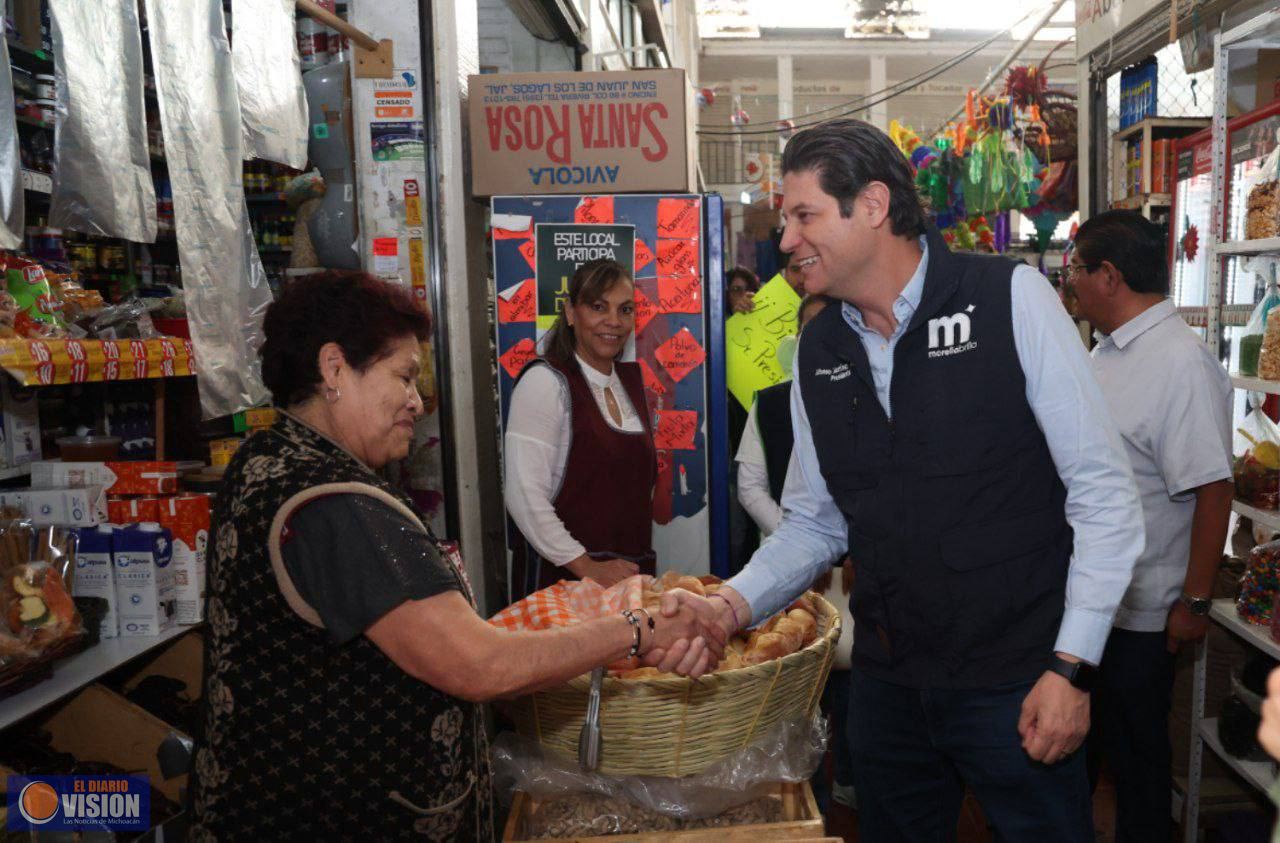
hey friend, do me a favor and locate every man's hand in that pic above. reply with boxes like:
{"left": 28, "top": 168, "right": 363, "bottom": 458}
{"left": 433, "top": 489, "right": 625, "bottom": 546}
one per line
{"left": 565, "top": 555, "right": 639, "bottom": 587}
{"left": 1018, "top": 655, "right": 1090, "bottom": 765}
{"left": 1166, "top": 600, "right": 1210, "bottom": 654}
{"left": 1258, "top": 667, "right": 1280, "bottom": 760}
{"left": 641, "top": 588, "right": 741, "bottom": 673}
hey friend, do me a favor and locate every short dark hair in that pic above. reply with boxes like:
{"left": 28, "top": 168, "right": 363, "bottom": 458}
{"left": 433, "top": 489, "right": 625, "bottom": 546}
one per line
{"left": 727, "top": 266, "right": 759, "bottom": 292}
{"left": 261, "top": 270, "right": 432, "bottom": 407}
{"left": 780, "top": 118, "right": 927, "bottom": 238}
{"left": 1073, "top": 210, "right": 1169, "bottom": 296}
{"left": 541, "top": 259, "right": 633, "bottom": 368}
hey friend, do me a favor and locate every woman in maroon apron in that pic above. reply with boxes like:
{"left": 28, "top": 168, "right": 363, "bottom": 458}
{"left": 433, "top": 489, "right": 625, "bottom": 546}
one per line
{"left": 505, "top": 259, "right": 657, "bottom": 599}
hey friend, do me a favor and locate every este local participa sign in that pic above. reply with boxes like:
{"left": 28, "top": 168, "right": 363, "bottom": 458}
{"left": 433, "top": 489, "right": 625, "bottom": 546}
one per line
{"left": 468, "top": 69, "right": 692, "bottom": 196}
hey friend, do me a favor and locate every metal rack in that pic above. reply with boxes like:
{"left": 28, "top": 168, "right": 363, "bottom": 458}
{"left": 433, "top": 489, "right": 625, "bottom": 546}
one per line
{"left": 1187, "top": 8, "right": 1280, "bottom": 841}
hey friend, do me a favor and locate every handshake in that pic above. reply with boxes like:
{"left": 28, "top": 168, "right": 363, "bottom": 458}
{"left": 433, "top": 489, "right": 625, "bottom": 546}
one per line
{"left": 636, "top": 587, "right": 750, "bottom": 678}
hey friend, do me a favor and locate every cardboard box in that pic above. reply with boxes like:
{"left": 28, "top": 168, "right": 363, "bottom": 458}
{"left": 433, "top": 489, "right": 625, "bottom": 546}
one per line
{"left": 209, "top": 438, "right": 241, "bottom": 468}
{"left": 108, "top": 496, "right": 161, "bottom": 525}
{"left": 1152, "top": 139, "right": 1173, "bottom": 194}
{"left": 32, "top": 461, "right": 180, "bottom": 496}
{"left": 113, "top": 524, "right": 175, "bottom": 637}
{"left": 0, "top": 486, "right": 107, "bottom": 526}
{"left": 119, "top": 630, "right": 204, "bottom": 701}
{"left": 0, "top": 376, "right": 41, "bottom": 467}
{"left": 468, "top": 69, "right": 693, "bottom": 196}
{"left": 157, "top": 495, "right": 211, "bottom": 625}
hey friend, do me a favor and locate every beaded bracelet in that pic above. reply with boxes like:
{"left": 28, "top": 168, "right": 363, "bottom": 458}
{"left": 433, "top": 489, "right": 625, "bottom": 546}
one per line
{"left": 709, "top": 592, "right": 741, "bottom": 629}
{"left": 634, "top": 607, "right": 657, "bottom": 647}
{"left": 621, "top": 609, "right": 643, "bottom": 657}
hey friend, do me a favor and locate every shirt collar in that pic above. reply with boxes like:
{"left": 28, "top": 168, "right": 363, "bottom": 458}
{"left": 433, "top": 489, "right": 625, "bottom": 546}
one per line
{"left": 575, "top": 353, "right": 616, "bottom": 386}
{"left": 842, "top": 236, "right": 929, "bottom": 334}
{"left": 1097, "top": 299, "right": 1176, "bottom": 350}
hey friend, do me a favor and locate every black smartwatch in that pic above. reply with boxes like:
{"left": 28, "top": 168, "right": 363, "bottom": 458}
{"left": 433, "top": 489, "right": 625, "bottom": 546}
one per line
{"left": 1181, "top": 594, "right": 1212, "bottom": 616}
{"left": 1047, "top": 655, "right": 1098, "bottom": 692}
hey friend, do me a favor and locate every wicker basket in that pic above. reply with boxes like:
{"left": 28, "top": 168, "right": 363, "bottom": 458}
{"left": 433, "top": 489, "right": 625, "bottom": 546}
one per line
{"left": 511, "top": 593, "right": 843, "bottom": 777}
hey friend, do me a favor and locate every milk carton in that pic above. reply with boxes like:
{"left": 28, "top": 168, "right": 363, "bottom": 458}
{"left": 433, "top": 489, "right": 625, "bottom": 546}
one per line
{"left": 113, "top": 523, "right": 175, "bottom": 637}
{"left": 157, "top": 495, "right": 210, "bottom": 624}
{"left": 72, "top": 525, "right": 118, "bottom": 639}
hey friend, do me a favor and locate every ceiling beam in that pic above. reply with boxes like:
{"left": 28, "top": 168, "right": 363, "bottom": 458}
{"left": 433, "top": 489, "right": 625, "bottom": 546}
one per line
{"left": 701, "top": 36, "right": 1058, "bottom": 59}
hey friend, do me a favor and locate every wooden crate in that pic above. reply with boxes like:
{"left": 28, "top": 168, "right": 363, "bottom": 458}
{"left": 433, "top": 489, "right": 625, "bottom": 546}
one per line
{"left": 502, "top": 781, "right": 824, "bottom": 841}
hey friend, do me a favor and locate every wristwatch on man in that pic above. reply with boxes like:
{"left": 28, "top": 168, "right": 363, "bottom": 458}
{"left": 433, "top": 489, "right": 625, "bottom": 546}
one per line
{"left": 1047, "top": 654, "right": 1098, "bottom": 692}
{"left": 1181, "top": 593, "right": 1212, "bottom": 616}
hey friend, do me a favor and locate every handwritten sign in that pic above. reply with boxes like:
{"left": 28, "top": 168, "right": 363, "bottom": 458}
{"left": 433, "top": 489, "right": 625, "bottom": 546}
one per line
{"left": 725, "top": 275, "right": 800, "bottom": 410}
{"left": 657, "top": 276, "right": 702, "bottom": 314}
{"left": 519, "top": 238, "right": 537, "bottom": 270}
{"left": 657, "top": 238, "right": 699, "bottom": 278}
{"left": 575, "top": 196, "right": 615, "bottom": 225}
{"left": 657, "top": 197, "right": 700, "bottom": 239}
{"left": 639, "top": 358, "right": 666, "bottom": 395}
{"left": 635, "top": 238, "right": 655, "bottom": 274}
{"left": 499, "top": 338, "right": 537, "bottom": 379}
{"left": 653, "top": 327, "right": 706, "bottom": 383}
{"left": 497, "top": 279, "right": 536, "bottom": 323}
{"left": 655, "top": 409, "right": 698, "bottom": 451}
{"left": 634, "top": 288, "right": 657, "bottom": 336}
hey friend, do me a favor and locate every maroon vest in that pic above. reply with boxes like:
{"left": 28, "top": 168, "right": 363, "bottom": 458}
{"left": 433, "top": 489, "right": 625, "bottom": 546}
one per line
{"left": 517, "top": 357, "right": 657, "bottom": 592}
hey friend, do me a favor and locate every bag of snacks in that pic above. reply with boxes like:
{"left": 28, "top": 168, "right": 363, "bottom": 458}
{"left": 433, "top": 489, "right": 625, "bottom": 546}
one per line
{"left": 1239, "top": 538, "right": 1280, "bottom": 625}
{"left": 1241, "top": 280, "right": 1280, "bottom": 377}
{"left": 1245, "top": 142, "right": 1280, "bottom": 241}
{"left": 0, "top": 254, "right": 66, "bottom": 336}
{"left": 1235, "top": 407, "right": 1280, "bottom": 510}
{"left": 3, "top": 561, "right": 82, "bottom": 656}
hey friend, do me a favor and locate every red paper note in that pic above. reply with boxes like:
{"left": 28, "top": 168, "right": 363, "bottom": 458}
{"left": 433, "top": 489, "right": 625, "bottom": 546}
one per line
{"left": 653, "top": 328, "right": 706, "bottom": 383}
{"left": 499, "top": 338, "right": 537, "bottom": 379}
{"left": 657, "top": 276, "right": 702, "bottom": 314}
{"left": 493, "top": 223, "right": 532, "bottom": 240}
{"left": 575, "top": 196, "right": 615, "bottom": 225}
{"left": 655, "top": 409, "right": 698, "bottom": 451}
{"left": 497, "top": 279, "right": 536, "bottom": 323}
{"left": 657, "top": 197, "right": 701, "bottom": 239}
{"left": 657, "top": 238, "right": 699, "bottom": 278}
{"left": 634, "top": 238, "right": 655, "bottom": 273}
{"left": 518, "top": 239, "right": 536, "bottom": 270}
{"left": 639, "top": 358, "right": 666, "bottom": 395}
{"left": 633, "top": 288, "right": 657, "bottom": 336}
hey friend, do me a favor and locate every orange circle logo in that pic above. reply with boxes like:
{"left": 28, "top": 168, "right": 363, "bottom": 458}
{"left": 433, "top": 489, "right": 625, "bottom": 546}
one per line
{"left": 18, "top": 781, "right": 59, "bottom": 824}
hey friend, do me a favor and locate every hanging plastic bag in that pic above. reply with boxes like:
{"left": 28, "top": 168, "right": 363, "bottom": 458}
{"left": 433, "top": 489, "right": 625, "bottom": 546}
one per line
{"left": 1234, "top": 404, "right": 1280, "bottom": 510}
{"left": 1243, "top": 133, "right": 1280, "bottom": 241}
{"left": 1240, "top": 277, "right": 1280, "bottom": 376}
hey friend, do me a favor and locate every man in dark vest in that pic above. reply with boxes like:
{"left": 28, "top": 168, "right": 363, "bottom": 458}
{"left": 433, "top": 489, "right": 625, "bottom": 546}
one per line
{"left": 681, "top": 119, "right": 1144, "bottom": 840}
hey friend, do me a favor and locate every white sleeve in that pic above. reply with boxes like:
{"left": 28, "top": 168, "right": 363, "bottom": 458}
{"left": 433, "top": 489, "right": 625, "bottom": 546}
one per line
{"left": 738, "top": 460, "right": 784, "bottom": 535}
{"left": 736, "top": 400, "right": 767, "bottom": 466}
{"left": 503, "top": 366, "right": 586, "bottom": 566}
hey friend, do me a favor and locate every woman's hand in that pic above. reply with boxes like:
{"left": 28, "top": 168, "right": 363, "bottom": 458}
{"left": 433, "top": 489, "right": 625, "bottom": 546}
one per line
{"left": 641, "top": 591, "right": 728, "bottom": 678}
{"left": 566, "top": 555, "right": 639, "bottom": 587}
{"left": 1260, "top": 667, "right": 1280, "bottom": 760}
{"left": 731, "top": 291, "right": 756, "bottom": 314}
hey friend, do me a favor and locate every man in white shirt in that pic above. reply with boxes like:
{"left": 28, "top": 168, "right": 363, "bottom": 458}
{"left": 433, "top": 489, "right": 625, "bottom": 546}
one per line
{"left": 1069, "top": 210, "right": 1234, "bottom": 843}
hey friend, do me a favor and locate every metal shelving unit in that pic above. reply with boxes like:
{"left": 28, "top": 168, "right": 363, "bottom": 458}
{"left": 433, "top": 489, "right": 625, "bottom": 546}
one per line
{"left": 1188, "top": 11, "right": 1280, "bottom": 840}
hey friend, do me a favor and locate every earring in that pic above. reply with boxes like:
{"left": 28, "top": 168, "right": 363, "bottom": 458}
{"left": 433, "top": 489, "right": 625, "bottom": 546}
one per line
{"left": 325, "top": 386, "right": 341, "bottom": 403}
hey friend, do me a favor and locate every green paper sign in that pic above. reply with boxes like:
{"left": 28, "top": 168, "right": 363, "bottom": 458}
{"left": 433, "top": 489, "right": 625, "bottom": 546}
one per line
{"left": 725, "top": 274, "right": 800, "bottom": 410}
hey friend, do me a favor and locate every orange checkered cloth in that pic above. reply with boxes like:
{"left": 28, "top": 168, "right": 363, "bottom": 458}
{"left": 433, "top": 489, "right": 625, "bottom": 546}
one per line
{"left": 488, "top": 575, "right": 649, "bottom": 631}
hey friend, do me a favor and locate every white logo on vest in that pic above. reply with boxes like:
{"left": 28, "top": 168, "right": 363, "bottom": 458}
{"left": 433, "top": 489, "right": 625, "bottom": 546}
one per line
{"left": 927, "top": 304, "right": 978, "bottom": 358}
{"left": 814, "top": 363, "right": 852, "bottom": 381}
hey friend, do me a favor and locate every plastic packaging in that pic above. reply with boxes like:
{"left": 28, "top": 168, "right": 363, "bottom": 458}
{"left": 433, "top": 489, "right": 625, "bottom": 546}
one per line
{"left": 1238, "top": 538, "right": 1280, "bottom": 625}
{"left": 2, "top": 560, "right": 83, "bottom": 654}
{"left": 0, "top": 254, "right": 67, "bottom": 337}
{"left": 1244, "top": 136, "right": 1280, "bottom": 241}
{"left": 1240, "top": 281, "right": 1280, "bottom": 376}
{"left": 1234, "top": 407, "right": 1280, "bottom": 510}
{"left": 232, "top": 0, "right": 308, "bottom": 169}
{"left": 0, "top": 39, "right": 24, "bottom": 250}
{"left": 491, "top": 716, "right": 827, "bottom": 821}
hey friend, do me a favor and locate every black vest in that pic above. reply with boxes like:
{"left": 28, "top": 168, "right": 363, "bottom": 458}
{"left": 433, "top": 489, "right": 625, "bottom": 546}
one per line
{"left": 797, "top": 227, "right": 1073, "bottom": 689}
{"left": 755, "top": 381, "right": 794, "bottom": 502}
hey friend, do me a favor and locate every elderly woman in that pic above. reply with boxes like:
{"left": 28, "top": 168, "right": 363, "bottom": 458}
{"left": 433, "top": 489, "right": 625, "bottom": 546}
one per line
{"left": 189, "top": 272, "right": 723, "bottom": 842}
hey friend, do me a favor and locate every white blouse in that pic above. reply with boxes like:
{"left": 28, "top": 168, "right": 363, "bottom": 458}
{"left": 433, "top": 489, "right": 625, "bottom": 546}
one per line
{"left": 735, "top": 399, "right": 784, "bottom": 536}
{"left": 504, "top": 355, "right": 643, "bottom": 566}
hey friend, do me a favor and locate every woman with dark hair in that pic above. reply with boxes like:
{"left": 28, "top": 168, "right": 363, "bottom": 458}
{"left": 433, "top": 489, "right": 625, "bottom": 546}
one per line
{"left": 190, "top": 271, "right": 722, "bottom": 841}
{"left": 727, "top": 266, "right": 759, "bottom": 315}
{"left": 505, "top": 259, "right": 657, "bottom": 596}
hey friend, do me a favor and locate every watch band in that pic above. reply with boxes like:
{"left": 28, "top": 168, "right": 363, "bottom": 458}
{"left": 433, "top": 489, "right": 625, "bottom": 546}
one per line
{"left": 1181, "top": 594, "right": 1212, "bottom": 616}
{"left": 1047, "top": 655, "right": 1098, "bottom": 692}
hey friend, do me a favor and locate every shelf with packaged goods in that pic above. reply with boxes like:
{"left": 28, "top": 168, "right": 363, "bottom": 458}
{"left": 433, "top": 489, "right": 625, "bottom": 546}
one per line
{"left": 14, "top": 114, "right": 51, "bottom": 132}
{"left": 1197, "top": 718, "right": 1277, "bottom": 794}
{"left": 1232, "top": 374, "right": 1280, "bottom": 394}
{"left": 0, "top": 625, "right": 196, "bottom": 731}
{"left": 1211, "top": 597, "right": 1280, "bottom": 663}
{"left": 0, "top": 465, "right": 30, "bottom": 482}
{"left": 4, "top": 39, "right": 52, "bottom": 73}
{"left": 1110, "top": 193, "right": 1172, "bottom": 211}
{"left": 1113, "top": 116, "right": 1214, "bottom": 143}
{"left": 0, "top": 337, "right": 196, "bottom": 387}
{"left": 1215, "top": 237, "right": 1280, "bottom": 257}
{"left": 1232, "top": 500, "right": 1280, "bottom": 533}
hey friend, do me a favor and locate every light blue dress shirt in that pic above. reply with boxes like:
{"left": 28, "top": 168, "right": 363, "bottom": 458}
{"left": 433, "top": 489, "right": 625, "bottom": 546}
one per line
{"left": 727, "top": 241, "right": 1144, "bottom": 666}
